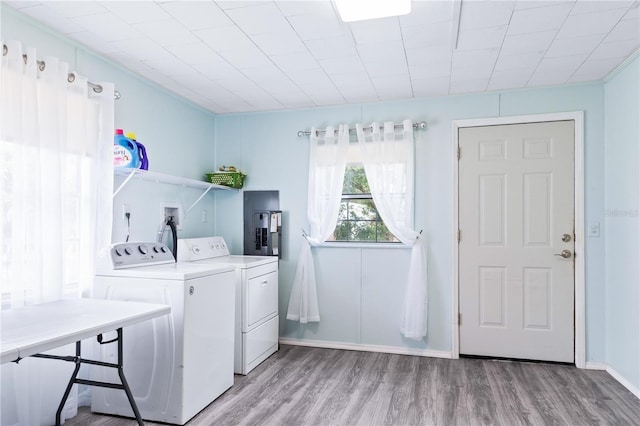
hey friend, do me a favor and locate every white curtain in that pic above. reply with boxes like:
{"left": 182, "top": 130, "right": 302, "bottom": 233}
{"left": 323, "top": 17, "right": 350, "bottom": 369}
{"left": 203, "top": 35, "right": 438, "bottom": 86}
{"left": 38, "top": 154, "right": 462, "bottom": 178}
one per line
{"left": 0, "top": 40, "right": 114, "bottom": 425}
{"left": 287, "top": 125, "right": 349, "bottom": 323}
{"left": 357, "top": 120, "right": 428, "bottom": 340}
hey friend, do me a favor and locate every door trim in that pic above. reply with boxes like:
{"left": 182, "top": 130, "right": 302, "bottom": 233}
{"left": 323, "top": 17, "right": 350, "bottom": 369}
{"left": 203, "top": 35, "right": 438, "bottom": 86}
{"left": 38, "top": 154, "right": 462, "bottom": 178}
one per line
{"left": 451, "top": 111, "right": 585, "bottom": 368}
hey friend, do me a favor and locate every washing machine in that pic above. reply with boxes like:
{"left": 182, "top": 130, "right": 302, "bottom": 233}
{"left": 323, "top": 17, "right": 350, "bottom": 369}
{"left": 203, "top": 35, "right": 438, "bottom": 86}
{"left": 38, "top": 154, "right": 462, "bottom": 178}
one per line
{"left": 92, "top": 241, "right": 235, "bottom": 425}
{"left": 177, "top": 236, "right": 279, "bottom": 375}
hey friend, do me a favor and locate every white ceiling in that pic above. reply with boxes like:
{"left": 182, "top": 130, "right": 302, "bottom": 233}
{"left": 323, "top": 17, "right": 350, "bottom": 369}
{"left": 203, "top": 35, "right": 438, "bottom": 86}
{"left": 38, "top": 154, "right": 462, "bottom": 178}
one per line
{"left": 5, "top": 0, "right": 640, "bottom": 114}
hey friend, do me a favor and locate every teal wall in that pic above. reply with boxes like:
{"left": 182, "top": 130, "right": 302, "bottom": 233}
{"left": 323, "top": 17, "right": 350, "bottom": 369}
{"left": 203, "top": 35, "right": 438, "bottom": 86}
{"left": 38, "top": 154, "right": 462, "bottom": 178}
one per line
{"left": 214, "top": 85, "right": 608, "bottom": 359}
{"left": 604, "top": 54, "right": 640, "bottom": 391}
{"left": 3, "top": 2, "right": 639, "bottom": 394}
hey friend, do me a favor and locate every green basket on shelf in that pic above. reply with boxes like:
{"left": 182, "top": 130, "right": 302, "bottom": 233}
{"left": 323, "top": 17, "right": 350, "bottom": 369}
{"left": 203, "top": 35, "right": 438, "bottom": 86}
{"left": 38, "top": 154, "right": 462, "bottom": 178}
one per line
{"left": 204, "top": 171, "right": 246, "bottom": 189}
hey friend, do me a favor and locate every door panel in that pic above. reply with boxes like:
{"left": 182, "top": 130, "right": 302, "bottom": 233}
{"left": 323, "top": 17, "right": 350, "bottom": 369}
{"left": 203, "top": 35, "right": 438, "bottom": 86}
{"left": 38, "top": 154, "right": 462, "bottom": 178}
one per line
{"left": 459, "top": 121, "right": 575, "bottom": 363}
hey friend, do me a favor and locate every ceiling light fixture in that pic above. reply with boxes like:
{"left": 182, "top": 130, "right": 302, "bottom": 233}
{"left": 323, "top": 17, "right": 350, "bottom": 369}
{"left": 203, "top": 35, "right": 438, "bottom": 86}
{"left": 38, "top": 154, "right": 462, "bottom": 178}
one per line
{"left": 334, "top": 0, "right": 412, "bottom": 22}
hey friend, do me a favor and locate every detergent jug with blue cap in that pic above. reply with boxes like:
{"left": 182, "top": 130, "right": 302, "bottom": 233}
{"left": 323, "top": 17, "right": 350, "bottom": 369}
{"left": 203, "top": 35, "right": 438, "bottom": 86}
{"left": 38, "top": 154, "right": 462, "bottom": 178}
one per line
{"left": 126, "top": 131, "right": 149, "bottom": 170}
{"left": 113, "top": 129, "right": 139, "bottom": 169}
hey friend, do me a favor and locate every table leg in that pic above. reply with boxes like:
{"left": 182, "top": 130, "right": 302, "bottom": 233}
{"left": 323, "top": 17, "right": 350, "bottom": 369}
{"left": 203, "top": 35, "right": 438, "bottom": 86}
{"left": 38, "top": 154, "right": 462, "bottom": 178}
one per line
{"left": 55, "top": 341, "right": 81, "bottom": 426}
{"left": 115, "top": 328, "right": 144, "bottom": 426}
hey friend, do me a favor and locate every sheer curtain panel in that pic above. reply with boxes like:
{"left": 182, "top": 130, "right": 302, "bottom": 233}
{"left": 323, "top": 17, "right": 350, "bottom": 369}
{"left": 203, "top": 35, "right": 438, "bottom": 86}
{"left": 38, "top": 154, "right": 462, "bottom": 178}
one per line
{"left": 357, "top": 120, "right": 428, "bottom": 340}
{"left": 287, "top": 125, "right": 349, "bottom": 323}
{"left": 0, "top": 40, "right": 114, "bottom": 425}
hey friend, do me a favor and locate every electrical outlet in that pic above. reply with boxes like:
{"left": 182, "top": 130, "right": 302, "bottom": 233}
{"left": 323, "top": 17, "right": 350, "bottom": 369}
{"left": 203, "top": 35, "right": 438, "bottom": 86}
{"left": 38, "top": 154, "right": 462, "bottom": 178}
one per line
{"left": 202, "top": 210, "right": 208, "bottom": 223}
{"left": 588, "top": 222, "right": 600, "bottom": 237}
{"left": 122, "top": 204, "right": 130, "bottom": 221}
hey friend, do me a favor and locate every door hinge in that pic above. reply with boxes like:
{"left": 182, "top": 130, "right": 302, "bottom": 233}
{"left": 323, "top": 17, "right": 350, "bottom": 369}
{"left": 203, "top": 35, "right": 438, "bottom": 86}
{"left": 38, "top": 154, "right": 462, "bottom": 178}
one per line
{"left": 457, "top": 146, "right": 461, "bottom": 160}
{"left": 457, "top": 229, "right": 461, "bottom": 243}
{"left": 458, "top": 313, "right": 462, "bottom": 325}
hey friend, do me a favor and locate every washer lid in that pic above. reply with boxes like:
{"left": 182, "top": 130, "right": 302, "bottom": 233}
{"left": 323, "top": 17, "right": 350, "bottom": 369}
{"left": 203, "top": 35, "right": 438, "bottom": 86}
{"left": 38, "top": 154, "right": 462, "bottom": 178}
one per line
{"left": 96, "top": 261, "right": 235, "bottom": 280}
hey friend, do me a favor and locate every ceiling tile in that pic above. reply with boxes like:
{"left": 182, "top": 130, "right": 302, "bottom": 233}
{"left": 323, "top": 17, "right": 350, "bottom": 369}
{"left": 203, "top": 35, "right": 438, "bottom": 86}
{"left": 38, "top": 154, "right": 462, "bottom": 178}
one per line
{"left": 555, "top": 8, "right": 628, "bottom": 39}
{"left": 164, "top": 43, "right": 225, "bottom": 66}
{"left": 286, "top": 67, "right": 333, "bottom": 85}
{"left": 225, "top": 3, "right": 291, "bottom": 35}
{"left": 71, "top": 12, "right": 142, "bottom": 42}
{"left": 110, "top": 38, "right": 171, "bottom": 61}
{"left": 622, "top": 4, "right": 640, "bottom": 20}
{"left": 402, "top": 20, "right": 452, "bottom": 49}
{"left": 192, "top": 61, "right": 242, "bottom": 80}
{"left": 589, "top": 39, "right": 640, "bottom": 61}
{"left": 569, "top": 0, "right": 633, "bottom": 15}
{"left": 18, "top": 5, "right": 86, "bottom": 34}
{"left": 349, "top": 18, "right": 402, "bottom": 45}
{"left": 43, "top": 1, "right": 108, "bottom": 18}
{"left": 102, "top": 2, "right": 169, "bottom": 24}
{"left": 363, "top": 60, "right": 409, "bottom": 78}
{"left": 271, "top": 51, "right": 320, "bottom": 72}
{"left": 459, "top": 0, "right": 515, "bottom": 30}
{"left": 494, "top": 51, "right": 544, "bottom": 71}
{"left": 251, "top": 30, "right": 307, "bottom": 56}
{"left": 330, "top": 72, "right": 374, "bottom": 89}
{"left": 500, "top": 30, "right": 556, "bottom": 55}
{"left": 405, "top": 46, "right": 452, "bottom": 66}
{"left": 570, "top": 56, "right": 630, "bottom": 81}
{"left": 604, "top": 19, "right": 640, "bottom": 42}
{"left": 488, "top": 68, "right": 533, "bottom": 90}
{"left": 400, "top": 0, "right": 453, "bottom": 27}
{"left": 276, "top": 0, "right": 335, "bottom": 17}
{"left": 527, "top": 69, "right": 574, "bottom": 86}
{"left": 288, "top": 12, "right": 347, "bottom": 41}
{"left": 514, "top": 1, "right": 575, "bottom": 11}
{"left": 143, "top": 56, "right": 195, "bottom": 77}
{"left": 507, "top": 3, "right": 573, "bottom": 35}
{"left": 160, "top": 1, "right": 232, "bottom": 30}
{"left": 412, "top": 76, "right": 450, "bottom": 97}
{"left": 217, "top": 1, "right": 266, "bottom": 10}
{"left": 194, "top": 26, "right": 256, "bottom": 52}
{"left": 357, "top": 41, "right": 406, "bottom": 64}
{"left": 319, "top": 56, "right": 365, "bottom": 75}
{"left": 536, "top": 54, "right": 589, "bottom": 74}
{"left": 545, "top": 34, "right": 605, "bottom": 58}
{"left": 457, "top": 25, "right": 508, "bottom": 51}
{"left": 135, "top": 19, "right": 200, "bottom": 46}
{"left": 450, "top": 78, "right": 489, "bottom": 94}
{"left": 451, "top": 49, "right": 498, "bottom": 80}
{"left": 409, "top": 62, "right": 452, "bottom": 79}
{"left": 305, "top": 35, "right": 358, "bottom": 60}
{"left": 218, "top": 47, "right": 273, "bottom": 69}
{"left": 241, "top": 65, "right": 290, "bottom": 84}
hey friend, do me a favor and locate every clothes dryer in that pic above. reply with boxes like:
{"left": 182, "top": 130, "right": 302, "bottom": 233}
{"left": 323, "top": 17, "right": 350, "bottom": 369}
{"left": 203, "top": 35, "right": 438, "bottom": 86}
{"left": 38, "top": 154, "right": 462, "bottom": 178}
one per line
{"left": 177, "top": 236, "right": 279, "bottom": 375}
{"left": 92, "top": 242, "right": 235, "bottom": 425}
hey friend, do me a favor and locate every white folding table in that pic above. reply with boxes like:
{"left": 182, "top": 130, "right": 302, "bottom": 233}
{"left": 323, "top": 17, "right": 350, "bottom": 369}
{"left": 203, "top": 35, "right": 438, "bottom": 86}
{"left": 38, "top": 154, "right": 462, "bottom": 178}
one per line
{"left": 1, "top": 298, "right": 171, "bottom": 426}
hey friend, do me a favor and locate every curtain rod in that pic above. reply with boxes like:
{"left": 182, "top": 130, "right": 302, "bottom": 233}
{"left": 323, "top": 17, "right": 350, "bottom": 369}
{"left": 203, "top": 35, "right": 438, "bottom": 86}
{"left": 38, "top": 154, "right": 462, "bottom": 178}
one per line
{"left": 297, "top": 120, "right": 427, "bottom": 138}
{"left": 3, "top": 43, "right": 121, "bottom": 100}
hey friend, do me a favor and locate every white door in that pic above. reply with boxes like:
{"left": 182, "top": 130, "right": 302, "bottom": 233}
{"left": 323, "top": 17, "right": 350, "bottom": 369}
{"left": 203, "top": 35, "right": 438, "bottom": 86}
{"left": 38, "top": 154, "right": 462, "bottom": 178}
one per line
{"left": 458, "top": 121, "right": 575, "bottom": 363}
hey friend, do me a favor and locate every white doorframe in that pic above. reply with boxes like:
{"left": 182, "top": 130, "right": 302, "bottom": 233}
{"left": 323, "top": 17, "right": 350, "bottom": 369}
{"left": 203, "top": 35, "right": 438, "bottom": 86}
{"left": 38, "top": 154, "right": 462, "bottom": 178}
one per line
{"left": 451, "top": 111, "right": 586, "bottom": 368}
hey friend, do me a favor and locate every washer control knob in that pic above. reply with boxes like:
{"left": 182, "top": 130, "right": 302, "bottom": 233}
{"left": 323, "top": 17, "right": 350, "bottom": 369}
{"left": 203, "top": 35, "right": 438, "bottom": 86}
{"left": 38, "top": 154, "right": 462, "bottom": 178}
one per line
{"left": 114, "top": 248, "right": 124, "bottom": 256}
{"left": 124, "top": 247, "right": 132, "bottom": 255}
{"left": 160, "top": 246, "right": 168, "bottom": 253}
{"left": 138, "top": 244, "right": 148, "bottom": 255}
{"left": 153, "top": 246, "right": 160, "bottom": 253}
{"left": 192, "top": 245, "right": 200, "bottom": 255}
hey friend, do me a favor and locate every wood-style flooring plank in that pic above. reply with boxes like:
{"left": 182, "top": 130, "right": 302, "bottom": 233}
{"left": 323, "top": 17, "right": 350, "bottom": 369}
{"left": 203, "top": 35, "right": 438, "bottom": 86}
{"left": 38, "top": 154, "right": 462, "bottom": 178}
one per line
{"left": 65, "top": 345, "right": 640, "bottom": 426}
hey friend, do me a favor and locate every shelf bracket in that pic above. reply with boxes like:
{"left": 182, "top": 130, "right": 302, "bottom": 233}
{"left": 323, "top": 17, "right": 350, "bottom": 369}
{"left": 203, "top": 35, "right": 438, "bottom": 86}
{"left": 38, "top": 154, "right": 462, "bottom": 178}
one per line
{"left": 185, "top": 185, "right": 214, "bottom": 216}
{"left": 113, "top": 170, "right": 137, "bottom": 197}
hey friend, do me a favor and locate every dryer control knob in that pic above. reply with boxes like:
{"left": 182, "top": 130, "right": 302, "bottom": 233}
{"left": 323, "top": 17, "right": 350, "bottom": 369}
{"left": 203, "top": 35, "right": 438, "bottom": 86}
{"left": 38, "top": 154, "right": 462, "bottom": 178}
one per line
{"left": 114, "top": 248, "right": 124, "bottom": 256}
{"left": 153, "top": 246, "right": 160, "bottom": 253}
{"left": 192, "top": 246, "right": 200, "bottom": 254}
{"left": 124, "top": 247, "right": 132, "bottom": 255}
{"left": 138, "top": 245, "right": 148, "bottom": 255}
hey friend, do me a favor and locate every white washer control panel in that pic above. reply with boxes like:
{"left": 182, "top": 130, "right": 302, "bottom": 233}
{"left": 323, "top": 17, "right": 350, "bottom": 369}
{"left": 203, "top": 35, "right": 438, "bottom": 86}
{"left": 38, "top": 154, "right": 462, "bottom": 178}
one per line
{"left": 178, "top": 237, "right": 230, "bottom": 261}
{"left": 107, "top": 242, "right": 175, "bottom": 268}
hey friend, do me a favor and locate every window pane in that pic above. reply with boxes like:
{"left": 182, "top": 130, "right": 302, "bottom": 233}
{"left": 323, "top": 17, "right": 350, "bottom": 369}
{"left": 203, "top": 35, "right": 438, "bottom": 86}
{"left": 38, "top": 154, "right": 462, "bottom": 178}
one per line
{"left": 351, "top": 221, "right": 377, "bottom": 241}
{"left": 347, "top": 199, "right": 377, "bottom": 220}
{"left": 343, "top": 164, "right": 369, "bottom": 194}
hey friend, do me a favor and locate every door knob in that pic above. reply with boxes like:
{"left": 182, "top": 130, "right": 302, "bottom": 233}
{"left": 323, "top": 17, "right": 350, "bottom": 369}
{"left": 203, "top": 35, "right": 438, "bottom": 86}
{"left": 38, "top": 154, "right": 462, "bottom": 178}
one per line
{"left": 561, "top": 233, "right": 572, "bottom": 242}
{"left": 554, "top": 250, "right": 572, "bottom": 259}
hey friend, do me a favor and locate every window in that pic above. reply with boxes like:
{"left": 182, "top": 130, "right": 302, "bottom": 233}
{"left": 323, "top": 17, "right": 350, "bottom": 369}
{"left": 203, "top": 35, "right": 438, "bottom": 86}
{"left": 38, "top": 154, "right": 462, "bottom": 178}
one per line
{"left": 329, "top": 164, "right": 399, "bottom": 243}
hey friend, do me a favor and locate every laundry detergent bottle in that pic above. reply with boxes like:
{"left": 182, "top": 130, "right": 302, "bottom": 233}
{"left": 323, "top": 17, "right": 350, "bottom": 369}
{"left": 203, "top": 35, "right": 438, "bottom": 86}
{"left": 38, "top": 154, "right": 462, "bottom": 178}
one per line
{"left": 126, "top": 131, "right": 149, "bottom": 170}
{"left": 114, "top": 129, "right": 139, "bottom": 169}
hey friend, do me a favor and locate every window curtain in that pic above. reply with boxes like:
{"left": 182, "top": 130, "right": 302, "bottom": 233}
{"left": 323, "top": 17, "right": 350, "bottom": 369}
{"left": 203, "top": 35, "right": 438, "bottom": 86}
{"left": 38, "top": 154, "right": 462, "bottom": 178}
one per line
{"left": 0, "top": 40, "right": 114, "bottom": 425}
{"left": 286, "top": 125, "right": 349, "bottom": 323}
{"left": 356, "top": 120, "right": 428, "bottom": 340}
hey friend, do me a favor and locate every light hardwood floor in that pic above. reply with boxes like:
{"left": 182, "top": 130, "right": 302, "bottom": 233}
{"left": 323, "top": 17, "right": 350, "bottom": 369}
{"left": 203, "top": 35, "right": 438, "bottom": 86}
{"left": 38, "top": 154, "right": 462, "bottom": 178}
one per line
{"left": 67, "top": 345, "right": 640, "bottom": 425}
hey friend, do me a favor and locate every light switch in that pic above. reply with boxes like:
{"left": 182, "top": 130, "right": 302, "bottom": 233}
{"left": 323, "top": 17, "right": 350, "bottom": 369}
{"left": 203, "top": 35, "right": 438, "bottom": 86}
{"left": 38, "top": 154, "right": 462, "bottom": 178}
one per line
{"left": 588, "top": 222, "right": 600, "bottom": 237}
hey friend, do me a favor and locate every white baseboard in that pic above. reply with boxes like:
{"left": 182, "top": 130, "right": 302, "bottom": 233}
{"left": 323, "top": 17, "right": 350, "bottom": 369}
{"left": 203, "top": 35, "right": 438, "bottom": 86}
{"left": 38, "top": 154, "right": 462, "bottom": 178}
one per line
{"left": 278, "top": 338, "right": 453, "bottom": 359}
{"left": 606, "top": 365, "right": 640, "bottom": 400}
{"left": 584, "top": 361, "right": 607, "bottom": 370}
